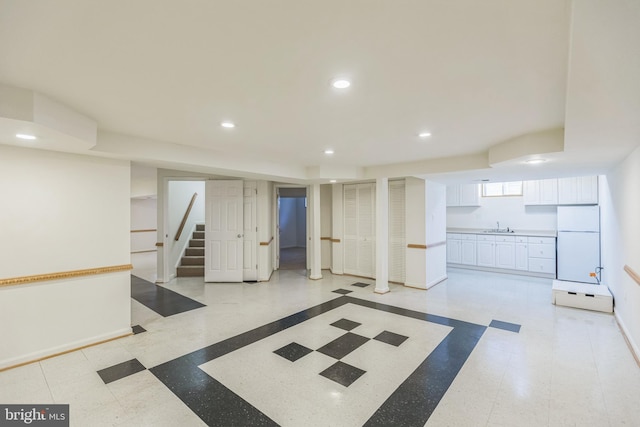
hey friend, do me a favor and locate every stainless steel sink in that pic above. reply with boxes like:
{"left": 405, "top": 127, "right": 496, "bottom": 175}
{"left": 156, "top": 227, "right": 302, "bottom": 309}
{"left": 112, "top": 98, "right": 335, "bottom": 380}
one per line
{"left": 483, "top": 229, "right": 514, "bottom": 233}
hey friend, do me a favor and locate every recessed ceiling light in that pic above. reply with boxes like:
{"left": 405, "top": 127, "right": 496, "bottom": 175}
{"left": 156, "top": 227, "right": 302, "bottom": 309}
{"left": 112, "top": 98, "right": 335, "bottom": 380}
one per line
{"left": 221, "top": 121, "right": 235, "bottom": 128}
{"left": 526, "top": 158, "right": 546, "bottom": 164}
{"left": 330, "top": 180, "right": 337, "bottom": 183}
{"left": 331, "top": 79, "right": 351, "bottom": 89}
{"left": 16, "top": 134, "right": 36, "bottom": 140}
{"left": 324, "top": 149, "right": 334, "bottom": 155}
{"left": 418, "top": 132, "right": 431, "bottom": 138}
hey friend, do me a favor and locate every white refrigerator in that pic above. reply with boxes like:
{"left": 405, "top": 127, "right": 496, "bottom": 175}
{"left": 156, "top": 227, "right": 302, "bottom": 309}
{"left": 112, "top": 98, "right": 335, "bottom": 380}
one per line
{"left": 557, "top": 206, "right": 601, "bottom": 284}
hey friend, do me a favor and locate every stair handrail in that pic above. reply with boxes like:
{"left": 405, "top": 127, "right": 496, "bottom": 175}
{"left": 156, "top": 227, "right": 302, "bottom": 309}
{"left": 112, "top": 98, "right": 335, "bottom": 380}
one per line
{"left": 175, "top": 192, "right": 198, "bottom": 241}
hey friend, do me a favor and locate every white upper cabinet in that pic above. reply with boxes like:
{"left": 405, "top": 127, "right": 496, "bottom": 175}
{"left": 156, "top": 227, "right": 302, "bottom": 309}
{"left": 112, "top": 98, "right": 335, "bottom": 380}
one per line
{"left": 523, "top": 179, "right": 558, "bottom": 205}
{"left": 446, "top": 184, "right": 480, "bottom": 207}
{"left": 558, "top": 176, "right": 598, "bottom": 205}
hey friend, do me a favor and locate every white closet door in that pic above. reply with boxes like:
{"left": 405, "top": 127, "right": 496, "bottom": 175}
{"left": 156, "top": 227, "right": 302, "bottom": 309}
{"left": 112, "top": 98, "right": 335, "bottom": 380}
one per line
{"left": 389, "top": 180, "right": 406, "bottom": 283}
{"left": 343, "top": 184, "right": 358, "bottom": 275}
{"left": 242, "top": 181, "right": 258, "bottom": 281}
{"left": 357, "top": 183, "right": 375, "bottom": 278}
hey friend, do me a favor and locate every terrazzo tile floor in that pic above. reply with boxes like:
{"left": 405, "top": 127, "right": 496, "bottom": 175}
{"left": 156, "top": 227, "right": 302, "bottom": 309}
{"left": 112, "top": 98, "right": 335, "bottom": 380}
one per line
{"left": 1, "top": 266, "right": 639, "bottom": 426}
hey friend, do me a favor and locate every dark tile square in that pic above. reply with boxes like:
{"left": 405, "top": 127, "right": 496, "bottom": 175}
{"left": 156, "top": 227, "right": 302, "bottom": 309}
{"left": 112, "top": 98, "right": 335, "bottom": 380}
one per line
{"left": 131, "top": 275, "right": 205, "bottom": 317}
{"left": 319, "top": 361, "right": 366, "bottom": 387}
{"left": 316, "top": 332, "right": 370, "bottom": 359}
{"left": 97, "top": 359, "right": 146, "bottom": 384}
{"left": 351, "top": 282, "right": 371, "bottom": 288}
{"left": 489, "top": 319, "right": 521, "bottom": 333}
{"left": 330, "top": 318, "right": 361, "bottom": 331}
{"left": 332, "top": 289, "right": 352, "bottom": 295}
{"left": 373, "top": 330, "right": 409, "bottom": 347}
{"left": 273, "top": 342, "right": 313, "bottom": 362}
{"left": 132, "top": 325, "right": 146, "bottom": 334}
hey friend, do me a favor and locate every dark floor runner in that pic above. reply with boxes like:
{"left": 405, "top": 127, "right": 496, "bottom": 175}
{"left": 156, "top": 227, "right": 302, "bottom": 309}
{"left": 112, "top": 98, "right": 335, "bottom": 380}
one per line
{"left": 131, "top": 275, "right": 205, "bottom": 317}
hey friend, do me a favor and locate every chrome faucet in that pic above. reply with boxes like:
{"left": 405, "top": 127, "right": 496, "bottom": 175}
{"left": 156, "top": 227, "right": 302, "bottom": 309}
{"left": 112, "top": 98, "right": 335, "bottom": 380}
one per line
{"left": 497, "top": 221, "right": 500, "bottom": 230}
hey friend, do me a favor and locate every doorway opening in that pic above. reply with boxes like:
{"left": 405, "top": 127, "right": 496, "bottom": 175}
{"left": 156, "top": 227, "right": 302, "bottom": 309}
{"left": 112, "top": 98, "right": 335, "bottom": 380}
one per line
{"left": 278, "top": 188, "right": 307, "bottom": 270}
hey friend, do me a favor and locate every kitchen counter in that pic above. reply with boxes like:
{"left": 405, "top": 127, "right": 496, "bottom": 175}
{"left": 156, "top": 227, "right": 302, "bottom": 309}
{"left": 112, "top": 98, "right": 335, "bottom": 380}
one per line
{"left": 447, "top": 228, "right": 557, "bottom": 238}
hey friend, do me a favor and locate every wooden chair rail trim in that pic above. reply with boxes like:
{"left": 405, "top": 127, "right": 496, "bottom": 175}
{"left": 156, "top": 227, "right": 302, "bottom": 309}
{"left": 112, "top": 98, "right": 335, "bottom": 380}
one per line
{"left": 260, "top": 236, "right": 274, "bottom": 246}
{"left": 330, "top": 238, "right": 341, "bottom": 243}
{"left": 155, "top": 242, "right": 164, "bottom": 247}
{"left": 131, "top": 249, "right": 158, "bottom": 254}
{"left": 0, "top": 264, "right": 133, "bottom": 287}
{"left": 174, "top": 192, "right": 198, "bottom": 241}
{"left": 407, "top": 244, "right": 427, "bottom": 249}
{"left": 320, "top": 237, "right": 332, "bottom": 241}
{"left": 624, "top": 265, "right": 640, "bottom": 286}
{"left": 130, "top": 229, "right": 157, "bottom": 233}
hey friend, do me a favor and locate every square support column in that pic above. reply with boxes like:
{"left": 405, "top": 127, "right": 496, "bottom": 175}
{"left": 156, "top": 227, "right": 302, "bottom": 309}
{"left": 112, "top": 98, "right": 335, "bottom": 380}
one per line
{"left": 309, "top": 183, "right": 323, "bottom": 280}
{"left": 375, "top": 177, "right": 390, "bottom": 294}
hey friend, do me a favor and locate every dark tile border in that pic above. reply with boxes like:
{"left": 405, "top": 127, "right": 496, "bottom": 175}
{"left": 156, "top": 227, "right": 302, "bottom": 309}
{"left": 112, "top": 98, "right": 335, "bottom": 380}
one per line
{"left": 150, "top": 296, "right": 486, "bottom": 427}
{"left": 132, "top": 325, "right": 146, "bottom": 334}
{"left": 131, "top": 275, "right": 205, "bottom": 317}
{"left": 332, "top": 289, "right": 352, "bottom": 295}
{"left": 98, "top": 359, "right": 146, "bottom": 384}
{"left": 489, "top": 319, "right": 521, "bottom": 333}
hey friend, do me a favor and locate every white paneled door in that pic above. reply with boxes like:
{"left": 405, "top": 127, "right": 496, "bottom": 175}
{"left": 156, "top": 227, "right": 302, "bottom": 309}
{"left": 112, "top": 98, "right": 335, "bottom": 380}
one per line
{"left": 205, "top": 180, "right": 244, "bottom": 282}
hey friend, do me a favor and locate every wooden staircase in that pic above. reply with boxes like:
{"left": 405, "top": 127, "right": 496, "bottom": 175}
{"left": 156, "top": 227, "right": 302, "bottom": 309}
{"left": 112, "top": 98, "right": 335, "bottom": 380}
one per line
{"left": 177, "top": 224, "right": 204, "bottom": 277}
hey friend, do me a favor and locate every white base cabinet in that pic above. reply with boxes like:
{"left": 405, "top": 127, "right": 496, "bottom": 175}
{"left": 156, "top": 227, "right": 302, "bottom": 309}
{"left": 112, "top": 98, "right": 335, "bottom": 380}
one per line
{"left": 495, "top": 236, "right": 515, "bottom": 270}
{"left": 447, "top": 232, "right": 556, "bottom": 278}
{"left": 476, "top": 235, "right": 495, "bottom": 267}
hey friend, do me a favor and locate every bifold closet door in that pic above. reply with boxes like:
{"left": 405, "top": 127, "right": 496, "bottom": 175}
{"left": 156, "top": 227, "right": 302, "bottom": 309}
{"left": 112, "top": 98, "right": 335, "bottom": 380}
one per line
{"left": 343, "top": 183, "right": 376, "bottom": 278}
{"left": 388, "top": 180, "right": 406, "bottom": 283}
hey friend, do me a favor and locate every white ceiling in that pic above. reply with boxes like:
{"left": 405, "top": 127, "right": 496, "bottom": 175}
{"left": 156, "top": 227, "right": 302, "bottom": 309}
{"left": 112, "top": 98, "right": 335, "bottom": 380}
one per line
{"left": 0, "top": 0, "right": 638, "bottom": 184}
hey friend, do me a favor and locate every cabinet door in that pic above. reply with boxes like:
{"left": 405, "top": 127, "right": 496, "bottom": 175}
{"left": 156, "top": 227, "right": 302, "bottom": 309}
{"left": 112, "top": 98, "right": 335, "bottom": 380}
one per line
{"left": 459, "top": 184, "right": 480, "bottom": 206}
{"left": 515, "top": 243, "right": 528, "bottom": 270}
{"left": 495, "top": 242, "right": 515, "bottom": 269}
{"left": 523, "top": 180, "right": 539, "bottom": 205}
{"left": 477, "top": 241, "right": 495, "bottom": 267}
{"left": 558, "top": 177, "right": 576, "bottom": 205}
{"left": 446, "top": 185, "right": 460, "bottom": 207}
{"left": 461, "top": 240, "right": 477, "bottom": 265}
{"left": 539, "top": 179, "right": 558, "bottom": 205}
{"left": 447, "top": 239, "right": 461, "bottom": 263}
{"left": 577, "top": 176, "right": 598, "bottom": 204}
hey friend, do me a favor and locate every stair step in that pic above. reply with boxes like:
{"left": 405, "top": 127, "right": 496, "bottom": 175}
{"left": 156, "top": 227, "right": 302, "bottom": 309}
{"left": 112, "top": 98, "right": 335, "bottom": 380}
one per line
{"left": 181, "top": 256, "right": 204, "bottom": 266}
{"left": 192, "top": 231, "right": 205, "bottom": 239}
{"left": 185, "top": 247, "right": 204, "bottom": 256}
{"left": 189, "top": 239, "right": 205, "bottom": 247}
{"left": 196, "top": 224, "right": 205, "bottom": 231}
{"left": 177, "top": 265, "right": 204, "bottom": 277}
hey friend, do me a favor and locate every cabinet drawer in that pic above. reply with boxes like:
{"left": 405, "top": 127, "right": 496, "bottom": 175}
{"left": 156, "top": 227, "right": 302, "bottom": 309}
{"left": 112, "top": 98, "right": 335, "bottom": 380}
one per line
{"left": 447, "top": 233, "right": 461, "bottom": 239}
{"left": 495, "top": 235, "right": 515, "bottom": 243}
{"left": 461, "top": 234, "right": 477, "bottom": 241}
{"left": 476, "top": 235, "right": 496, "bottom": 242}
{"left": 528, "top": 236, "right": 555, "bottom": 245}
{"left": 515, "top": 236, "right": 528, "bottom": 243}
{"left": 529, "top": 243, "right": 556, "bottom": 259}
{"left": 528, "top": 257, "right": 556, "bottom": 274}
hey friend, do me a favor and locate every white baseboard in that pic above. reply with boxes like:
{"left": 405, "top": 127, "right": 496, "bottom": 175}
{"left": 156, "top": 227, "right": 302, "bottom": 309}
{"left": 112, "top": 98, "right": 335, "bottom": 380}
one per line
{"left": 404, "top": 275, "right": 447, "bottom": 290}
{"left": 615, "top": 312, "right": 640, "bottom": 366}
{"left": 0, "top": 327, "right": 132, "bottom": 371}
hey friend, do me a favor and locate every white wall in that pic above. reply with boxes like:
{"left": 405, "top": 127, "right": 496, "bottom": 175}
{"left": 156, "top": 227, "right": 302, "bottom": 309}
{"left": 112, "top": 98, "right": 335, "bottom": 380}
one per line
{"left": 168, "top": 181, "right": 205, "bottom": 274}
{"left": 447, "top": 194, "right": 557, "bottom": 231}
{"left": 131, "top": 163, "right": 157, "bottom": 198}
{"left": 600, "top": 145, "right": 640, "bottom": 359}
{"left": 320, "top": 184, "right": 332, "bottom": 269}
{"left": 131, "top": 198, "right": 157, "bottom": 252}
{"left": 258, "top": 181, "right": 274, "bottom": 281}
{"left": 0, "top": 145, "right": 131, "bottom": 369}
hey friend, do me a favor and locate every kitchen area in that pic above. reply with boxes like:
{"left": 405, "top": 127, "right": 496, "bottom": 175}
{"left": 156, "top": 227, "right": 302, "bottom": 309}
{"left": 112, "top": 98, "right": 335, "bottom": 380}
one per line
{"left": 446, "top": 175, "right": 612, "bottom": 312}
